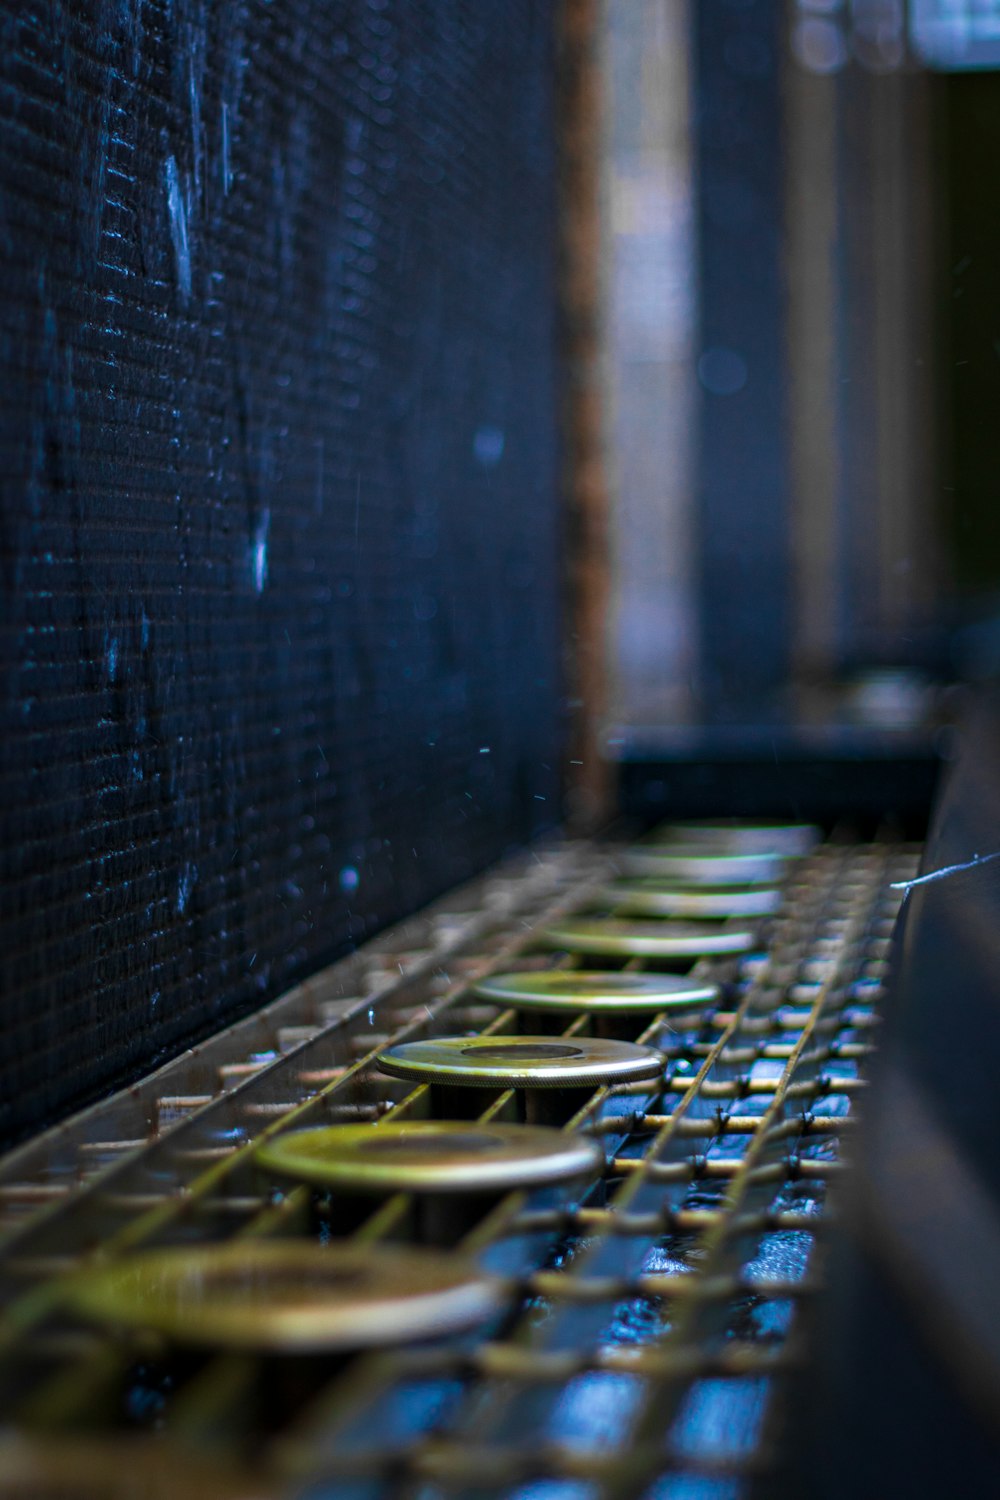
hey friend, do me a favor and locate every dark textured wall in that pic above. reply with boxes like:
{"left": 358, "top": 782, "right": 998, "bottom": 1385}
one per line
{"left": 0, "top": 1, "right": 562, "bottom": 1147}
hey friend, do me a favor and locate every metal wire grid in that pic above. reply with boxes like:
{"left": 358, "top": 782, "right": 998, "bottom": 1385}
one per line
{"left": 0, "top": 843, "right": 600, "bottom": 1245}
{"left": 0, "top": 833, "right": 918, "bottom": 1498}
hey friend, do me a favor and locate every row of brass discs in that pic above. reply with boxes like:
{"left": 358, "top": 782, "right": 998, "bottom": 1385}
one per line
{"left": 61, "top": 824, "right": 817, "bottom": 1358}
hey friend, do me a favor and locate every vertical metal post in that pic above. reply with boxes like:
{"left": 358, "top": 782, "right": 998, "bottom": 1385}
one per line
{"left": 692, "top": 0, "right": 792, "bottom": 718}
{"left": 604, "top": 0, "right": 698, "bottom": 729}
{"left": 558, "top": 0, "right": 614, "bottom": 827}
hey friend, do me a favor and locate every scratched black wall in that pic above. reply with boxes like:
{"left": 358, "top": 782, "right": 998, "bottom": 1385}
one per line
{"left": 0, "top": 1, "right": 562, "bottom": 1146}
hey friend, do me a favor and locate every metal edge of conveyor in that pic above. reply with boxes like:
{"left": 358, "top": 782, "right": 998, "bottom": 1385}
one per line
{"left": 768, "top": 688, "right": 1000, "bottom": 1498}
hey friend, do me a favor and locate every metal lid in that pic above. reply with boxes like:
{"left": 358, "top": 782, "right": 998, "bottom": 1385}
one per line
{"left": 65, "top": 1240, "right": 503, "bottom": 1353}
{"left": 538, "top": 916, "right": 755, "bottom": 958}
{"left": 474, "top": 969, "right": 719, "bottom": 1013}
{"left": 648, "top": 822, "right": 820, "bottom": 855}
{"left": 377, "top": 1034, "right": 664, "bottom": 1090}
{"left": 597, "top": 880, "right": 782, "bottom": 918}
{"left": 617, "top": 848, "right": 787, "bottom": 884}
{"left": 255, "top": 1120, "right": 602, "bottom": 1194}
{"left": 0, "top": 1438, "right": 262, "bottom": 1500}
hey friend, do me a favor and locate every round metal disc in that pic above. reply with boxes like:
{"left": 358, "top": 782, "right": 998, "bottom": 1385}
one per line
{"left": 597, "top": 880, "right": 782, "bottom": 918}
{"left": 649, "top": 821, "right": 820, "bottom": 855}
{"left": 538, "top": 916, "right": 755, "bottom": 958}
{"left": 65, "top": 1240, "right": 503, "bottom": 1353}
{"left": 377, "top": 1034, "right": 664, "bottom": 1090}
{"left": 617, "top": 848, "right": 787, "bottom": 884}
{"left": 0, "top": 1439, "right": 260, "bottom": 1500}
{"left": 255, "top": 1120, "right": 602, "bottom": 1194}
{"left": 474, "top": 969, "right": 719, "bottom": 1013}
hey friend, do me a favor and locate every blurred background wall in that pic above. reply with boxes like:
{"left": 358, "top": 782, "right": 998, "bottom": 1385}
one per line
{"left": 600, "top": 0, "right": 947, "bottom": 735}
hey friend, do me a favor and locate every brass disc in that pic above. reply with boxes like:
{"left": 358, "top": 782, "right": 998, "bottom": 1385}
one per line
{"left": 597, "top": 880, "right": 781, "bottom": 918}
{"left": 617, "top": 848, "right": 787, "bottom": 884}
{"left": 255, "top": 1120, "right": 602, "bottom": 1194}
{"left": 377, "top": 1034, "right": 663, "bottom": 1090}
{"left": 65, "top": 1240, "right": 503, "bottom": 1353}
{"left": 0, "top": 1438, "right": 261, "bottom": 1500}
{"left": 648, "top": 821, "right": 819, "bottom": 855}
{"left": 474, "top": 969, "right": 719, "bottom": 1013}
{"left": 538, "top": 916, "right": 755, "bottom": 958}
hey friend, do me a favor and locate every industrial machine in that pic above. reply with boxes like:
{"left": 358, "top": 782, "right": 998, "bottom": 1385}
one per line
{"left": 3, "top": 1, "right": 1000, "bottom": 1494}
{"left": 0, "top": 814, "right": 916, "bottom": 1495}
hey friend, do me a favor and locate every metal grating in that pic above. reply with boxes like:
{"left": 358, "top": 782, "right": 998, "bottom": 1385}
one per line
{"left": 0, "top": 825, "right": 919, "bottom": 1497}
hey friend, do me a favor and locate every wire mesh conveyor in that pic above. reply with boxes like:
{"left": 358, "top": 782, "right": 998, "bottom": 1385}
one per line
{"left": 0, "top": 824, "right": 919, "bottom": 1498}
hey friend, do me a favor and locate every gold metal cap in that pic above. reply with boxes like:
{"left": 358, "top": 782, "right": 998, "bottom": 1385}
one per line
{"left": 376, "top": 1034, "right": 664, "bottom": 1090}
{"left": 649, "top": 821, "right": 820, "bottom": 855}
{"left": 65, "top": 1240, "right": 503, "bottom": 1353}
{"left": 0, "top": 1438, "right": 263, "bottom": 1500}
{"left": 474, "top": 968, "right": 719, "bottom": 1013}
{"left": 596, "top": 880, "right": 782, "bottom": 918}
{"left": 618, "top": 849, "right": 787, "bottom": 884}
{"left": 255, "top": 1120, "right": 602, "bottom": 1195}
{"left": 537, "top": 916, "right": 755, "bottom": 958}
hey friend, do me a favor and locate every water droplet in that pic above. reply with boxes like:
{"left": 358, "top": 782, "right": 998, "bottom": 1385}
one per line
{"left": 165, "top": 155, "right": 191, "bottom": 299}
{"left": 250, "top": 508, "right": 270, "bottom": 592}
{"left": 473, "top": 425, "right": 505, "bottom": 467}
